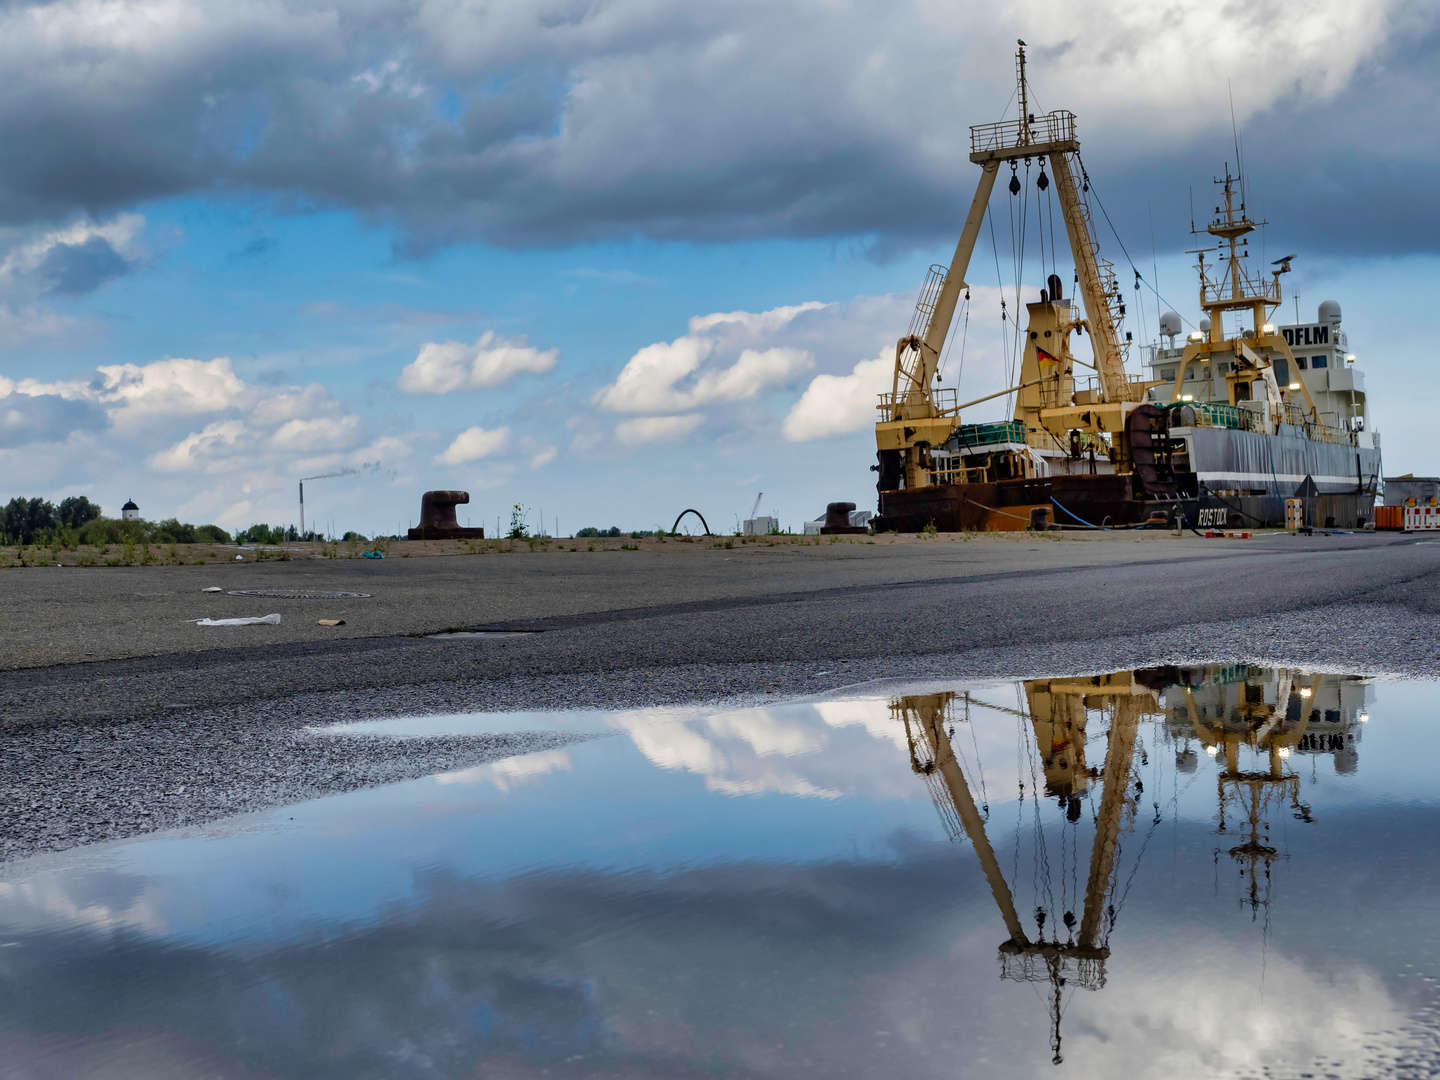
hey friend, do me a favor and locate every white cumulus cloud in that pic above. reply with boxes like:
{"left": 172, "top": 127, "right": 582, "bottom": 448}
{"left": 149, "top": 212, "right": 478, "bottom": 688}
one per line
{"left": 782, "top": 354, "right": 892, "bottom": 442}
{"left": 436, "top": 425, "right": 510, "bottom": 464}
{"left": 149, "top": 419, "right": 247, "bottom": 473}
{"left": 398, "top": 331, "right": 558, "bottom": 394}
{"left": 596, "top": 303, "right": 824, "bottom": 414}
{"left": 97, "top": 357, "right": 251, "bottom": 424}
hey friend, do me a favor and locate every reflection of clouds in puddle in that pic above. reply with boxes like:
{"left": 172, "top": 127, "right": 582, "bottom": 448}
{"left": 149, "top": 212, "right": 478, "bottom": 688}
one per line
{"left": 612, "top": 710, "right": 838, "bottom": 797}
{"left": 2, "top": 853, "right": 1424, "bottom": 1080}
{"left": 0, "top": 875, "right": 171, "bottom": 938}
{"left": 813, "top": 698, "right": 910, "bottom": 748}
{"left": 435, "top": 748, "right": 573, "bottom": 792}
{"left": 609, "top": 703, "right": 920, "bottom": 801}
{"left": 856, "top": 928, "right": 1407, "bottom": 1079}
{"left": 705, "top": 708, "right": 827, "bottom": 757}
{"left": 1063, "top": 945, "right": 1402, "bottom": 1078}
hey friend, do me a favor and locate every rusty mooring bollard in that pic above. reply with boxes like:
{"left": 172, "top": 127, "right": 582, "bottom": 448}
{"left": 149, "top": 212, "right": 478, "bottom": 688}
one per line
{"left": 408, "top": 490, "right": 486, "bottom": 540}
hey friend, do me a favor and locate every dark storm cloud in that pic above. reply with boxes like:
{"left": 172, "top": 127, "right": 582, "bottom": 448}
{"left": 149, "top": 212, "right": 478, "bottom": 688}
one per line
{"left": 38, "top": 236, "right": 130, "bottom": 295}
{"left": 1071, "top": 16, "right": 1440, "bottom": 265}
{"left": 0, "top": 0, "right": 1430, "bottom": 256}
{"left": 0, "top": 392, "right": 106, "bottom": 446}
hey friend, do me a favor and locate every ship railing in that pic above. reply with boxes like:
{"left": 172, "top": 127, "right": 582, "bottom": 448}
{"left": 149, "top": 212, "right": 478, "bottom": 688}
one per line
{"left": 1200, "top": 277, "right": 1279, "bottom": 306}
{"left": 1307, "top": 421, "right": 1356, "bottom": 446}
{"left": 1077, "top": 373, "right": 1151, "bottom": 400}
{"left": 876, "top": 387, "right": 958, "bottom": 420}
{"left": 928, "top": 462, "right": 989, "bottom": 486}
{"left": 1280, "top": 402, "right": 1310, "bottom": 429}
{"left": 1278, "top": 401, "right": 1358, "bottom": 445}
{"left": 1027, "top": 427, "right": 1068, "bottom": 453}
{"left": 970, "top": 111, "right": 1077, "bottom": 155}
{"left": 1236, "top": 401, "right": 1271, "bottom": 434}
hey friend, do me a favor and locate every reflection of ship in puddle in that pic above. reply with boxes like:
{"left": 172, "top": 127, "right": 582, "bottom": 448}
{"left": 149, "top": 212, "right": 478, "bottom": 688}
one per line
{"left": 893, "top": 666, "right": 1371, "bottom": 1065}
{"left": 1156, "top": 666, "right": 1369, "bottom": 918}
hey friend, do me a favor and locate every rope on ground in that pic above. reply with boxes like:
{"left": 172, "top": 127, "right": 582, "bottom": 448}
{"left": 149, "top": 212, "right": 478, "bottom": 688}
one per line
{"left": 961, "top": 494, "right": 1193, "bottom": 534}
{"left": 962, "top": 495, "right": 1120, "bottom": 531}
{"left": 962, "top": 496, "right": 1084, "bottom": 529}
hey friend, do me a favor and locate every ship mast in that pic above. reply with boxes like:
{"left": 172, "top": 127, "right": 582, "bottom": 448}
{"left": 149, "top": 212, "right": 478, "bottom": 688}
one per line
{"left": 1171, "top": 167, "right": 1324, "bottom": 422}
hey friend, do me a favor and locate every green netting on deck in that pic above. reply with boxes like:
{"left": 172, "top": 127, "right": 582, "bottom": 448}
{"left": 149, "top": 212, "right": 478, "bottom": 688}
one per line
{"left": 1166, "top": 401, "right": 1250, "bottom": 430}
{"left": 954, "top": 420, "right": 1026, "bottom": 447}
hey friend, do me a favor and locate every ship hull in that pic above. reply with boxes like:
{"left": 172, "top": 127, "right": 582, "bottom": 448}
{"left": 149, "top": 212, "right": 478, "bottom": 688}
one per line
{"left": 877, "top": 474, "right": 1143, "bottom": 532}
{"left": 875, "top": 425, "right": 1382, "bottom": 533}
{"left": 1176, "top": 423, "right": 1381, "bottom": 530}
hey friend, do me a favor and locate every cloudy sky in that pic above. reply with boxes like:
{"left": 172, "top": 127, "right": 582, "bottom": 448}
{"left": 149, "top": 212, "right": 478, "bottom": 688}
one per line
{"left": 0, "top": 0, "right": 1436, "bottom": 536}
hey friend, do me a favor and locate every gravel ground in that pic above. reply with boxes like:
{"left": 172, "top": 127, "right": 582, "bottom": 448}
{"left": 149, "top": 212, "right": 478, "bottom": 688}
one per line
{"left": 4, "top": 534, "right": 1437, "bottom": 866}
{"left": 1, "top": 725, "right": 590, "bottom": 863}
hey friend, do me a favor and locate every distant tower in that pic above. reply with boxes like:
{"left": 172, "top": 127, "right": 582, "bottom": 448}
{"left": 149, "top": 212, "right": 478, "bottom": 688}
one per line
{"left": 121, "top": 499, "right": 139, "bottom": 522}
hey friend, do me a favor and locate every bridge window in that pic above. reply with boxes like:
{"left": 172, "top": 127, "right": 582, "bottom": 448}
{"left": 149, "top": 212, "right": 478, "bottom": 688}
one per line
{"left": 1296, "top": 356, "right": 1308, "bottom": 369}
{"left": 1312, "top": 355, "right": 1328, "bottom": 369}
{"left": 1273, "top": 358, "right": 1290, "bottom": 385}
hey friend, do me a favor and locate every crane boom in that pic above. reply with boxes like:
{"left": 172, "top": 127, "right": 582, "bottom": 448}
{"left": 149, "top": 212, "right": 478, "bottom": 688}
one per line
{"left": 888, "top": 161, "right": 1002, "bottom": 422}
{"left": 1047, "top": 152, "right": 1136, "bottom": 402}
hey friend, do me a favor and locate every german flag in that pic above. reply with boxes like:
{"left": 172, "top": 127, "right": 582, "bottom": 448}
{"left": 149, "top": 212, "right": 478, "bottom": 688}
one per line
{"left": 1036, "top": 347, "right": 1059, "bottom": 364}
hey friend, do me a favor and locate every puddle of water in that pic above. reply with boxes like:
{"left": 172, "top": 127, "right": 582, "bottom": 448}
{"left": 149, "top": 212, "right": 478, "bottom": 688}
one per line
{"left": 4, "top": 665, "right": 1440, "bottom": 1079}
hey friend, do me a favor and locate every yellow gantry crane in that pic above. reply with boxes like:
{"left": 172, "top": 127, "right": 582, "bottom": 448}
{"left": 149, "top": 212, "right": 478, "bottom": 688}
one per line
{"left": 876, "top": 43, "right": 1145, "bottom": 499}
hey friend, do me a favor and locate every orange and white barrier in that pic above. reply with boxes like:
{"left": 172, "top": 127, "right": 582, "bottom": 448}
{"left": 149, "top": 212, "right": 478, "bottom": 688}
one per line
{"left": 1404, "top": 506, "right": 1440, "bottom": 531}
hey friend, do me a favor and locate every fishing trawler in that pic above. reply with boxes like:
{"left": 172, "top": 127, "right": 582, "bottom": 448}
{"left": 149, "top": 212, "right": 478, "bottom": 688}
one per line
{"left": 872, "top": 45, "right": 1381, "bottom": 531}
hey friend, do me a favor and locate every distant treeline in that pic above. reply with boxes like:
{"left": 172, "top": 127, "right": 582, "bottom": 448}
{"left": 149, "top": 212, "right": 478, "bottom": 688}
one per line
{"left": 1, "top": 496, "right": 230, "bottom": 546}
{"left": 575, "top": 526, "right": 662, "bottom": 538}
{"left": 232, "top": 525, "right": 375, "bottom": 544}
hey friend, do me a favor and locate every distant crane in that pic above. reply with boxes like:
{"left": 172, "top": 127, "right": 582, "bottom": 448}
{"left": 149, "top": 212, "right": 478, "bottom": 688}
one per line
{"left": 748, "top": 492, "right": 764, "bottom": 521}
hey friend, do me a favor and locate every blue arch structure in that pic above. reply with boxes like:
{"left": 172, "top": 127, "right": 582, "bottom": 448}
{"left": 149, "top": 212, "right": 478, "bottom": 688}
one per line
{"left": 670, "top": 509, "right": 712, "bottom": 536}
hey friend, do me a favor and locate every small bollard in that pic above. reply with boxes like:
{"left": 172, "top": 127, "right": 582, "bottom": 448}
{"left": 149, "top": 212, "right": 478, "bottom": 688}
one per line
{"left": 1028, "top": 506, "right": 1050, "bottom": 532}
